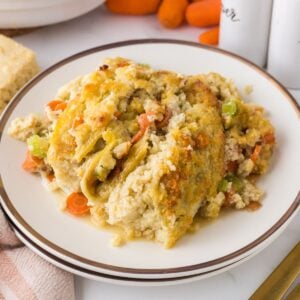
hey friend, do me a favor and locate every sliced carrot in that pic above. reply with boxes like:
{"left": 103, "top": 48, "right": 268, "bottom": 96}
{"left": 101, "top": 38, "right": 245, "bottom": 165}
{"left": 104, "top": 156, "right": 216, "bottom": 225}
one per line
{"left": 246, "top": 201, "right": 262, "bottom": 211}
{"left": 22, "top": 151, "right": 43, "bottom": 172}
{"left": 131, "top": 112, "right": 155, "bottom": 144}
{"left": 47, "top": 100, "right": 67, "bottom": 111}
{"left": 155, "top": 108, "right": 172, "bottom": 128}
{"left": 131, "top": 131, "right": 144, "bottom": 144}
{"left": 72, "top": 115, "right": 84, "bottom": 129}
{"left": 66, "top": 192, "right": 90, "bottom": 216}
{"left": 199, "top": 26, "right": 219, "bottom": 45}
{"left": 263, "top": 132, "right": 275, "bottom": 144}
{"left": 250, "top": 144, "right": 262, "bottom": 162}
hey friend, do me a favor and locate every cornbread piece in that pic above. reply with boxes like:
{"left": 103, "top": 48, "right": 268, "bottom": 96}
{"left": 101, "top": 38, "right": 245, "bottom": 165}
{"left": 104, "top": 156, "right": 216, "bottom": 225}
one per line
{"left": 0, "top": 35, "right": 39, "bottom": 113}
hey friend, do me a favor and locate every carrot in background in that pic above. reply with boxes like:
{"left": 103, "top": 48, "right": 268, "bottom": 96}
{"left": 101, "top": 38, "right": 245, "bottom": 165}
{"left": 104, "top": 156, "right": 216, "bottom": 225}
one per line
{"left": 199, "top": 26, "right": 219, "bottom": 45}
{"left": 186, "top": 0, "right": 221, "bottom": 27}
{"left": 106, "top": 0, "right": 161, "bottom": 15}
{"left": 158, "top": 0, "right": 189, "bottom": 28}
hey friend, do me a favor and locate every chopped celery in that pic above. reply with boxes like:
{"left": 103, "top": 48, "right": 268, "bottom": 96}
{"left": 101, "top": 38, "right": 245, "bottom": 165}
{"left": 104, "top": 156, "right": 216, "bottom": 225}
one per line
{"left": 222, "top": 99, "right": 237, "bottom": 116}
{"left": 218, "top": 179, "right": 229, "bottom": 192}
{"left": 27, "top": 135, "right": 49, "bottom": 158}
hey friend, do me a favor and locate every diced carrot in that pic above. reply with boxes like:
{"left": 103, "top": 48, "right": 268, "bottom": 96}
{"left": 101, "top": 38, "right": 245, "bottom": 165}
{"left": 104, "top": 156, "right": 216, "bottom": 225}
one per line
{"left": 250, "top": 144, "right": 262, "bottom": 162}
{"left": 72, "top": 115, "right": 84, "bottom": 128}
{"left": 246, "top": 201, "right": 262, "bottom": 211}
{"left": 55, "top": 102, "right": 67, "bottom": 111}
{"left": 186, "top": 0, "right": 221, "bottom": 27}
{"left": 22, "top": 151, "right": 42, "bottom": 172}
{"left": 47, "top": 100, "right": 61, "bottom": 110}
{"left": 263, "top": 133, "right": 275, "bottom": 144}
{"left": 66, "top": 192, "right": 90, "bottom": 216}
{"left": 47, "top": 100, "right": 67, "bottom": 111}
{"left": 131, "top": 112, "right": 155, "bottom": 144}
{"left": 226, "top": 160, "right": 238, "bottom": 173}
{"left": 47, "top": 173, "right": 55, "bottom": 182}
{"left": 199, "top": 26, "right": 219, "bottom": 45}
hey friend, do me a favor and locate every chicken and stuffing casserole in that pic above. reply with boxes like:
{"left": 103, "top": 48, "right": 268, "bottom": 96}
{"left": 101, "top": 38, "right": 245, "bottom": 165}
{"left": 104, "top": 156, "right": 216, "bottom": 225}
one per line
{"left": 9, "top": 58, "right": 275, "bottom": 248}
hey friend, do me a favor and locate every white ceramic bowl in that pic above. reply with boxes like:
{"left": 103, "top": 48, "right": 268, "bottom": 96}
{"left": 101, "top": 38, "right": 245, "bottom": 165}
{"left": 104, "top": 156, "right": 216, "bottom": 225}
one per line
{"left": 0, "top": 40, "right": 299, "bottom": 280}
{"left": 0, "top": 0, "right": 104, "bottom": 28}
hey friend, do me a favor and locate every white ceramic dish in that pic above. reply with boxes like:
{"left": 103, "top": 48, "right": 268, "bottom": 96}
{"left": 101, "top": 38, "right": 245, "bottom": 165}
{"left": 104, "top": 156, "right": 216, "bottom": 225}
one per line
{"left": 16, "top": 230, "right": 253, "bottom": 286}
{"left": 0, "top": 40, "right": 299, "bottom": 280}
{"left": 0, "top": 0, "right": 104, "bottom": 28}
{"left": 5, "top": 209, "right": 265, "bottom": 286}
{"left": 6, "top": 215, "right": 243, "bottom": 286}
{"left": 5, "top": 207, "right": 295, "bottom": 286}
{"left": 14, "top": 229, "right": 237, "bottom": 286}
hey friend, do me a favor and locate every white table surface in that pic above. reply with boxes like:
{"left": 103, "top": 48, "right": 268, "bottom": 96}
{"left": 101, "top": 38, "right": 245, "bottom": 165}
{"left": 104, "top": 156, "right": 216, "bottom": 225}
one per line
{"left": 15, "top": 5, "right": 300, "bottom": 300}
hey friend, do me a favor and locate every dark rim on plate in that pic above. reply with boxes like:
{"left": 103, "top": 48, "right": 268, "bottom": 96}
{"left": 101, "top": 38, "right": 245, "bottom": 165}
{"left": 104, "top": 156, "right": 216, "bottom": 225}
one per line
{"left": 2, "top": 206, "right": 243, "bottom": 283}
{"left": 0, "top": 39, "right": 299, "bottom": 275}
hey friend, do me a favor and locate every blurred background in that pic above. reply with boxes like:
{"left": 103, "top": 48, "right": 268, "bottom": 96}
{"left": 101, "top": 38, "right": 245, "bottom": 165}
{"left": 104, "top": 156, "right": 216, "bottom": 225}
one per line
{"left": 2, "top": 0, "right": 299, "bottom": 87}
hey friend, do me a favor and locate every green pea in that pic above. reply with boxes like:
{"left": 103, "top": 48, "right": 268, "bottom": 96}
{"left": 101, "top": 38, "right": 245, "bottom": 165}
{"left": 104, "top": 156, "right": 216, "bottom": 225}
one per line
{"left": 27, "top": 135, "right": 49, "bottom": 159}
{"left": 222, "top": 99, "right": 237, "bottom": 116}
{"left": 226, "top": 175, "right": 244, "bottom": 193}
{"left": 218, "top": 179, "right": 229, "bottom": 192}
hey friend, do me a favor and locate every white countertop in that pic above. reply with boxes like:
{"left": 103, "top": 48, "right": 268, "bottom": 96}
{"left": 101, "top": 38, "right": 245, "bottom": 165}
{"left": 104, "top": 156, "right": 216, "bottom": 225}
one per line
{"left": 15, "top": 5, "right": 300, "bottom": 300}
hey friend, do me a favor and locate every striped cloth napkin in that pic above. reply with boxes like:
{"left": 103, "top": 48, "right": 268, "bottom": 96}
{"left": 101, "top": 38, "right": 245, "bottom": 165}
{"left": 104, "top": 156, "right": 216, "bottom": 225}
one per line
{"left": 0, "top": 209, "right": 74, "bottom": 300}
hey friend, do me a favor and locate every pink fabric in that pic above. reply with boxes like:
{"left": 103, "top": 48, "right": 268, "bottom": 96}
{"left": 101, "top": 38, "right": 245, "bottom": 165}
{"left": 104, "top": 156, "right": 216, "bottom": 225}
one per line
{"left": 0, "top": 209, "right": 74, "bottom": 300}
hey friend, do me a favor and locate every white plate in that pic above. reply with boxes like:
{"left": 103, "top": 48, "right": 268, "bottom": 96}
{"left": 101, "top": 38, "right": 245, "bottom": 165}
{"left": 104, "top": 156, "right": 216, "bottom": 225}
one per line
{"left": 6, "top": 215, "right": 244, "bottom": 286}
{"left": 5, "top": 210, "right": 262, "bottom": 286}
{"left": 5, "top": 208, "right": 294, "bottom": 286}
{"left": 0, "top": 0, "right": 104, "bottom": 28}
{"left": 14, "top": 228, "right": 239, "bottom": 286}
{"left": 0, "top": 40, "right": 299, "bottom": 279}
